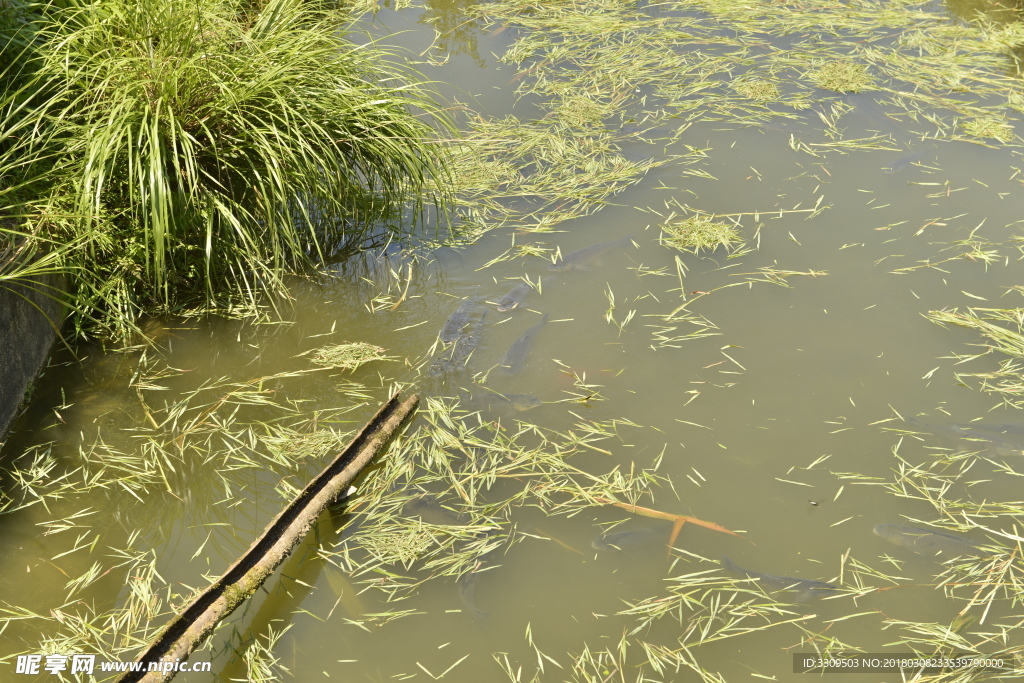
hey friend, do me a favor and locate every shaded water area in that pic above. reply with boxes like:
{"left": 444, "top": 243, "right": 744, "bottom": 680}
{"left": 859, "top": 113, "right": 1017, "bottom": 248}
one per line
{"left": 7, "top": 0, "right": 1024, "bottom": 680}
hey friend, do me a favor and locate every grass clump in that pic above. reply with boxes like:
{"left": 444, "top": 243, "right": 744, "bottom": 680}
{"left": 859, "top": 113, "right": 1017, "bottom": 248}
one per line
{"left": 732, "top": 78, "right": 780, "bottom": 101}
{"left": 264, "top": 428, "right": 352, "bottom": 461}
{"left": 961, "top": 115, "right": 1016, "bottom": 142}
{"left": 301, "top": 342, "right": 389, "bottom": 370}
{"left": 3, "top": 0, "right": 453, "bottom": 340}
{"left": 556, "top": 95, "right": 615, "bottom": 127}
{"left": 808, "top": 60, "right": 874, "bottom": 92}
{"left": 659, "top": 214, "right": 743, "bottom": 254}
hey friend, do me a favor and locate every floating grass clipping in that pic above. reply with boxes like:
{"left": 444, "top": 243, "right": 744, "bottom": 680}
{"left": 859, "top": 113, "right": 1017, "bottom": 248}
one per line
{"left": 961, "top": 115, "right": 1016, "bottom": 142}
{"left": 442, "top": 114, "right": 677, "bottom": 236}
{"left": 659, "top": 213, "right": 743, "bottom": 254}
{"left": 5, "top": 366, "right": 1014, "bottom": 683}
{"left": 808, "top": 60, "right": 875, "bottom": 92}
{"left": 300, "top": 342, "right": 389, "bottom": 370}
{"left": 450, "top": 0, "right": 1024, "bottom": 256}
{"left": 926, "top": 307, "right": 1024, "bottom": 406}
{"left": 556, "top": 94, "right": 617, "bottom": 127}
{"left": 927, "top": 308, "right": 1024, "bottom": 357}
{"left": 243, "top": 623, "right": 293, "bottom": 683}
{"left": 864, "top": 429, "right": 1024, "bottom": 620}
{"left": 732, "top": 78, "right": 780, "bottom": 101}
{"left": 263, "top": 427, "right": 353, "bottom": 462}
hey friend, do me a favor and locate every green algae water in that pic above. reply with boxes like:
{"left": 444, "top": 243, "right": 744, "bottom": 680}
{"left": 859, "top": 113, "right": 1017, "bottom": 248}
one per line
{"left": 6, "top": 0, "right": 1024, "bottom": 680}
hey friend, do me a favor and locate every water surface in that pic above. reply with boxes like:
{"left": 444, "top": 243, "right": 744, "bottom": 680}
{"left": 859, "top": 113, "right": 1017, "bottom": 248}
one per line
{"left": 4, "top": 0, "right": 1024, "bottom": 680}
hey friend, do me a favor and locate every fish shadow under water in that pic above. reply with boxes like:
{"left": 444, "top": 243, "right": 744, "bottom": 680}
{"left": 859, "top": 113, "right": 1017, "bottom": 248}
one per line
{"left": 721, "top": 556, "right": 842, "bottom": 603}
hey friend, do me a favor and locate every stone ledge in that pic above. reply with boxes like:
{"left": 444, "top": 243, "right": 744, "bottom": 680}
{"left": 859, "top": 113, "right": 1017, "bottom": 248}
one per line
{"left": 0, "top": 274, "right": 66, "bottom": 443}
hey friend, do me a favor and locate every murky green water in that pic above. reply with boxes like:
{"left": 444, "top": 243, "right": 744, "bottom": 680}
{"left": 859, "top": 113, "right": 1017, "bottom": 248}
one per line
{"left": 6, "top": 0, "right": 1024, "bottom": 680}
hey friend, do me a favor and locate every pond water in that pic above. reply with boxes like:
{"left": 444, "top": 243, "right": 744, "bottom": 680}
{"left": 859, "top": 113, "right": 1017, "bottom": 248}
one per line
{"left": 5, "top": 0, "right": 1024, "bottom": 681}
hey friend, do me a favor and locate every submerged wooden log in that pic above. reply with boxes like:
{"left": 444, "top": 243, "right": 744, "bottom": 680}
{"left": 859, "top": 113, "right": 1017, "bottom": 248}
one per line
{"left": 116, "top": 391, "right": 419, "bottom": 683}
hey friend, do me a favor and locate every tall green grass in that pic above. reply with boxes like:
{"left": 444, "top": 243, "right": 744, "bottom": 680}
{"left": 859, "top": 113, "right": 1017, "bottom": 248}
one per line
{"left": 0, "top": 30, "right": 76, "bottom": 320}
{"left": 1, "top": 0, "right": 453, "bottom": 339}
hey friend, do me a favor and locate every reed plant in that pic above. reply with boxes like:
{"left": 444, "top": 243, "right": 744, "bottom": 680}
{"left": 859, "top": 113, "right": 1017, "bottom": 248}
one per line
{"left": 2, "top": 0, "right": 453, "bottom": 339}
{"left": 0, "top": 35, "right": 78, "bottom": 319}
